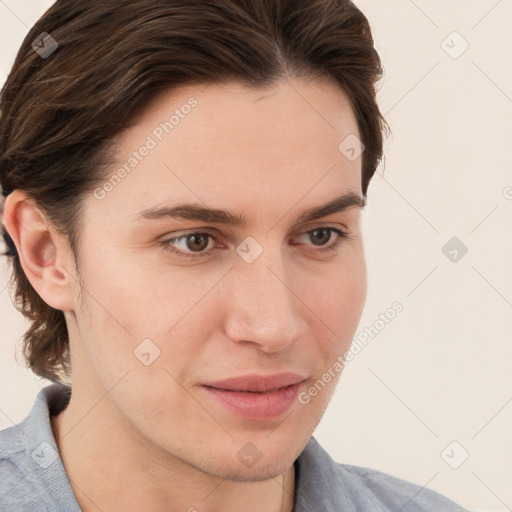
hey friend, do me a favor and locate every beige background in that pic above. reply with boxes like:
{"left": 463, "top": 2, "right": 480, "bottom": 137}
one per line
{"left": 1, "top": 1, "right": 511, "bottom": 511}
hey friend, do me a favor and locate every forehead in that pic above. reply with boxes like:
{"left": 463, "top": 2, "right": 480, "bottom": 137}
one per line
{"left": 87, "top": 78, "right": 363, "bottom": 224}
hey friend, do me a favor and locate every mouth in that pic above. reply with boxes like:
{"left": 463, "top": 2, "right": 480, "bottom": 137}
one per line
{"left": 200, "top": 373, "right": 306, "bottom": 421}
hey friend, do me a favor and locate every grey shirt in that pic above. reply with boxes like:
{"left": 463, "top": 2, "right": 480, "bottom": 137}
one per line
{"left": 0, "top": 383, "right": 469, "bottom": 511}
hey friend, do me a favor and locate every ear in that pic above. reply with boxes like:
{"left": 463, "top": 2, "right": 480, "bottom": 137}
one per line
{"left": 2, "top": 190, "right": 77, "bottom": 312}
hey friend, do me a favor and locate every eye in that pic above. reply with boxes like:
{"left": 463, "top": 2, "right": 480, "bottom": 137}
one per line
{"left": 160, "top": 232, "right": 216, "bottom": 259}
{"left": 159, "top": 227, "right": 351, "bottom": 260}
{"left": 293, "top": 227, "right": 350, "bottom": 254}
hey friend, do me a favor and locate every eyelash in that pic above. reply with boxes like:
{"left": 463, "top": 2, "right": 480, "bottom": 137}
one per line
{"left": 159, "top": 227, "right": 351, "bottom": 260}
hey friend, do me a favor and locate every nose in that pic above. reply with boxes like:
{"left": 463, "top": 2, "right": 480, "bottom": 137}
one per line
{"left": 223, "top": 246, "right": 308, "bottom": 353}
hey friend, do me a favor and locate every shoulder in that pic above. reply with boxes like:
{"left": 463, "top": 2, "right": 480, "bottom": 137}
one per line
{"left": 0, "top": 417, "right": 49, "bottom": 511}
{"left": 336, "top": 462, "right": 468, "bottom": 511}
{"left": 294, "top": 437, "right": 470, "bottom": 511}
{"left": 0, "top": 384, "right": 78, "bottom": 512}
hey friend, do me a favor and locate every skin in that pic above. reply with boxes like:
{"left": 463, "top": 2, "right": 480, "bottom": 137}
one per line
{"left": 3, "top": 77, "right": 367, "bottom": 512}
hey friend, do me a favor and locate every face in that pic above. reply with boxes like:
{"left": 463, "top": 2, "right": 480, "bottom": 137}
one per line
{"left": 64, "top": 78, "right": 367, "bottom": 481}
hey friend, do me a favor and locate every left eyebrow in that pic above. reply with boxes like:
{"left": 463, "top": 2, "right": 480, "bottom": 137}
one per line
{"left": 134, "top": 191, "right": 366, "bottom": 226}
{"left": 295, "top": 192, "right": 366, "bottom": 224}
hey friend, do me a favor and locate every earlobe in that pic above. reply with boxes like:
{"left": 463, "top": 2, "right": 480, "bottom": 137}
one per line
{"left": 2, "top": 190, "right": 76, "bottom": 312}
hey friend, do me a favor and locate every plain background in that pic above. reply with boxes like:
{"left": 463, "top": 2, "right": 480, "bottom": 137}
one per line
{"left": 1, "top": 1, "right": 511, "bottom": 511}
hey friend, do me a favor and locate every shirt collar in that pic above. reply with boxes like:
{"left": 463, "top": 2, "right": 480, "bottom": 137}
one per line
{"left": 20, "top": 382, "right": 80, "bottom": 511}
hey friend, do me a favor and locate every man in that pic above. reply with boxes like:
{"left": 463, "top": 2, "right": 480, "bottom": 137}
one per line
{"left": 0, "top": 1, "right": 469, "bottom": 510}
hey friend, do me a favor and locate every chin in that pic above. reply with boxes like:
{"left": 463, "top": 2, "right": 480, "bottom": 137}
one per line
{"left": 185, "top": 438, "right": 303, "bottom": 483}
{"left": 209, "top": 456, "right": 294, "bottom": 483}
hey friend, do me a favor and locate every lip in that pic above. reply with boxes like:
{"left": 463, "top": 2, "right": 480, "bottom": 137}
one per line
{"left": 203, "top": 372, "right": 306, "bottom": 392}
{"left": 201, "top": 372, "right": 306, "bottom": 421}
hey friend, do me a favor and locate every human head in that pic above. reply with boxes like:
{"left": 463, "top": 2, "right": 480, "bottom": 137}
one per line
{"left": 1, "top": 0, "right": 389, "bottom": 483}
{"left": 0, "top": 0, "right": 388, "bottom": 385}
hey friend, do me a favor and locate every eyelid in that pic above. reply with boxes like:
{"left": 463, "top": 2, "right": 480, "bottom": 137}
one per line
{"left": 160, "top": 223, "right": 348, "bottom": 244}
{"left": 159, "top": 225, "right": 351, "bottom": 259}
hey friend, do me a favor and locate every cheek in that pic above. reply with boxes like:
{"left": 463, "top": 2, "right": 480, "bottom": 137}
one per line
{"left": 295, "top": 257, "right": 366, "bottom": 414}
{"left": 73, "top": 269, "right": 198, "bottom": 428}
{"left": 308, "top": 254, "right": 366, "bottom": 324}
{"left": 301, "top": 253, "right": 367, "bottom": 361}
{"left": 79, "top": 242, "right": 212, "bottom": 332}
{"left": 74, "top": 253, "right": 220, "bottom": 386}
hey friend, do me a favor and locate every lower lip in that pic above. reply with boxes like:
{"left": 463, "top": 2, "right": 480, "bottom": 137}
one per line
{"left": 202, "top": 382, "right": 302, "bottom": 421}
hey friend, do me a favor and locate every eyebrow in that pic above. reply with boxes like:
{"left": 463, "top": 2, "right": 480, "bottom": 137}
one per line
{"left": 135, "top": 191, "right": 366, "bottom": 226}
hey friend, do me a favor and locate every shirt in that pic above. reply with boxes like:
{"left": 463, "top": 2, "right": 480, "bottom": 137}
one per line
{"left": 0, "top": 383, "right": 470, "bottom": 511}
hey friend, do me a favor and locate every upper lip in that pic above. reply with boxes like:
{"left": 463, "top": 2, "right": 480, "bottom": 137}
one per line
{"left": 202, "top": 372, "right": 306, "bottom": 393}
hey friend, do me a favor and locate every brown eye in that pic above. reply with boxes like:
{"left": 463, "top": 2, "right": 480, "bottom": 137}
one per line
{"left": 161, "top": 232, "right": 216, "bottom": 259}
{"left": 184, "top": 233, "right": 210, "bottom": 252}
{"left": 308, "top": 228, "right": 334, "bottom": 246}
{"left": 294, "top": 227, "right": 349, "bottom": 252}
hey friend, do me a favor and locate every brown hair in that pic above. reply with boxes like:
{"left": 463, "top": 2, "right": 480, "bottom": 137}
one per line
{"left": 0, "top": 0, "right": 390, "bottom": 385}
